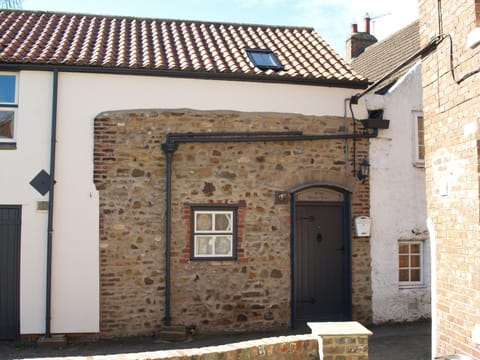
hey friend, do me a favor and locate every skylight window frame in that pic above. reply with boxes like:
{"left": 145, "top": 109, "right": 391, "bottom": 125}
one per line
{"left": 245, "top": 48, "right": 284, "bottom": 71}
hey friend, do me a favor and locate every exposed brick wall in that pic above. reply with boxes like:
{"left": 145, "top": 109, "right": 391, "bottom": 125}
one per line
{"left": 94, "top": 109, "right": 371, "bottom": 337}
{"left": 419, "top": 0, "right": 480, "bottom": 357}
{"left": 321, "top": 334, "right": 369, "bottom": 360}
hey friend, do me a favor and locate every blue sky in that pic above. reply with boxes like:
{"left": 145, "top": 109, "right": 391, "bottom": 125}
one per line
{"left": 21, "top": 0, "right": 419, "bottom": 57}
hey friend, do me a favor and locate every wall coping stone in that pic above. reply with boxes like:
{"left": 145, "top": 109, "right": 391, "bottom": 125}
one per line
{"left": 308, "top": 321, "right": 373, "bottom": 336}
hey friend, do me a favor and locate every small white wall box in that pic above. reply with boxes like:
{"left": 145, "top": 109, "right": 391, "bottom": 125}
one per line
{"left": 355, "top": 216, "right": 371, "bottom": 237}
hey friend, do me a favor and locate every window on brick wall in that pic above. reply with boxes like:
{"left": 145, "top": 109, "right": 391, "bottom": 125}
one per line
{"left": 413, "top": 111, "right": 425, "bottom": 167}
{"left": 0, "top": 73, "right": 18, "bottom": 146}
{"left": 191, "top": 206, "right": 238, "bottom": 260}
{"left": 399, "top": 240, "right": 424, "bottom": 287}
{"left": 476, "top": 0, "right": 480, "bottom": 26}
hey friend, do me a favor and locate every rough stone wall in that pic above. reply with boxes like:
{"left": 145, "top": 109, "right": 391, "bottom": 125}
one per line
{"left": 419, "top": 0, "right": 480, "bottom": 357}
{"left": 94, "top": 109, "right": 371, "bottom": 337}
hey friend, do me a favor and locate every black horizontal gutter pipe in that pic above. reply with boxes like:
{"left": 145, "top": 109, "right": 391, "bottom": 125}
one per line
{"left": 168, "top": 132, "right": 377, "bottom": 144}
{"left": 161, "top": 129, "right": 378, "bottom": 325}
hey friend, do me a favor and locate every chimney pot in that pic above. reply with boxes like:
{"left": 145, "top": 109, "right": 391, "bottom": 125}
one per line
{"left": 351, "top": 23, "right": 358, "bottom": 33}
{"left": 364, "top": 16, "right": 371, "bottom": 34}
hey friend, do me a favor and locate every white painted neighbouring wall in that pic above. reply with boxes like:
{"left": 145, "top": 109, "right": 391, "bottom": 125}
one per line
{"left": 3, "top": 70, "right": 360, "bottom": 334}
{"left": 365, "top": 62, "right": 431, "bottom": 323}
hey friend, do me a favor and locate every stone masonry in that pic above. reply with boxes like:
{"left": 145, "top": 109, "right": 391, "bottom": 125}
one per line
{"left": 94, "top": 109, "right": 371, "bottom": 337}
{"left": 420, "top": 0, "right": 480, "bottom": 357}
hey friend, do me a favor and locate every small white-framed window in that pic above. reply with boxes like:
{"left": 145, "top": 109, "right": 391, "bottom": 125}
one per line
{"left": 399, "top": 240, "right": 424, "bottom": 287}
{"left": 191, "top": 207, "right": 237, "bottom": 260}
{"left": 0, "top": 73, "right": 18, "bottom": 144}
{"left": 413, "top": 111, "right": 425, "bottom": 167}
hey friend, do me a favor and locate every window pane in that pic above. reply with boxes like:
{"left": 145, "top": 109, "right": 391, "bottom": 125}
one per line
{"left": 399, "top": 255, "right": 409, "bottom": 267}
{"left": 0, "top": 110, "right": 14, "bottom": 138}
{"left": 411, "top": 255, "right": 421, "bottom": 267}
{"left": 410, "top": 244, "right": 420, "bottom": 254}
{"left": 214, "top": 236, "right": 232, "bottom": 255}
{"left": 0, "top": 75, "right": 16, "bottom": 103}
{"left": 410, "top": 269, "right": 421, "bottom": 281}
{"left": 417, "top": 116, "right": 424, "bottom": 131}
{"left": 215, "top": 213, "right": 231, "bottom": 231}
{"left": 247, "top": 49, "right": 282, "bottom": 69}
{"left": 399, "top": 244, "right": 409, "bottom": 254}
{"left": 399, "top": 269, "right": 409, "bottom": 282}
{"left": 195, "top": 236, "right": 213, "bottom": 255}
{"left": 196, "top": 213, "right": 212, "bottom": 231}
{"left": 417, "top": 116, "right": 425, "bottom": 161}
{"left": 418, "top": 145, "right": 425, "bottom": 161}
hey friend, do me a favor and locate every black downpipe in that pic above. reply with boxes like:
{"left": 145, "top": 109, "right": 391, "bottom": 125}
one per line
{"left": 45, "top": 68, "right": 59, "bottom": 338}
{"left": 161, "top": 142, "right": 177, "bottom": 327}
{"left": 161, "top": 130, "right": 378, "bottom": 325}
{"left": 289, "top": 193, "right": 296, "bottom": 329}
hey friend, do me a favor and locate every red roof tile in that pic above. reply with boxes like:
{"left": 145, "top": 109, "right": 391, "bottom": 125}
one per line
{"left": 0, "top": 10, "right": 366, "bottom": 87}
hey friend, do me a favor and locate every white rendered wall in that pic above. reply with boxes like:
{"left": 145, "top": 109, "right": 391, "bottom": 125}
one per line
{"left": 50, "top": 72, "right": 360, "bottom": 333}
{"left": 0, "top": 71, "right": 52, "bottom": 333}
{"left": 366, "top": 62, "right": 431, "bottom": 323}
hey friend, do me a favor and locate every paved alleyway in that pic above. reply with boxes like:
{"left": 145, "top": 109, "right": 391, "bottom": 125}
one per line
{"left": 1, "top": 320, "right": 431, "bottom": 359}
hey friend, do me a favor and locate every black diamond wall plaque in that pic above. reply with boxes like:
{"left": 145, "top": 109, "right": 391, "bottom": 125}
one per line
{"left": 30, "top": 170, "right": 51, "bottom": 195}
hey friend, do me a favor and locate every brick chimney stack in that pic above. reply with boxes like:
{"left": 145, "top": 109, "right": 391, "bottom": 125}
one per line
{"left": 364, "top": 16, "right": 371, "bottom": 34}
{"left": 345, "top": 14, "right": 377, "bottom": 62}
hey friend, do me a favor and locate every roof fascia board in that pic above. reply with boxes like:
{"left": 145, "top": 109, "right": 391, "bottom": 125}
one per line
{"left": 0, "top": 63, "right": 368, "bottom": 89}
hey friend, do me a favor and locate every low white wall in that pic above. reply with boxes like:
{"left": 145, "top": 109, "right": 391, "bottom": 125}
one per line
{"left": 367, "top": 63, "right": 431, "bottom": 323}
{"left": 5, "top": 70, "right": 360, "bottom": 334}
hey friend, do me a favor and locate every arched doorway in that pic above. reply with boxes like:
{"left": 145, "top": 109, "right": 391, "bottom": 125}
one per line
{"left": 291, "top": 184, "right": 351, "bottom": 325}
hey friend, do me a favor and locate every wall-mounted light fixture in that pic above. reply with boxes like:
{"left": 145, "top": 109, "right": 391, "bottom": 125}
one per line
{"left": 357, "top": 158, "right": 370, "bottom": 181}
{"left": 361, "top": 109, "right": 390, "bottom": 129}
{"left": 275, "top": 191, "right": 289, "bottom": 205}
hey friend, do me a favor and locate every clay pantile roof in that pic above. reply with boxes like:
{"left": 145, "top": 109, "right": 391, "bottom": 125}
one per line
{"left": 351, "top": 20, "right": 420, "bottom": 87}
{"left": 0, "top": 10, "right": 366, "bottom": 87}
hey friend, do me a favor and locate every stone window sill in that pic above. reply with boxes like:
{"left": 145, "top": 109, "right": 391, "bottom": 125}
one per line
{"left": 399, "top": 283, "right": 426, "bottom": 290}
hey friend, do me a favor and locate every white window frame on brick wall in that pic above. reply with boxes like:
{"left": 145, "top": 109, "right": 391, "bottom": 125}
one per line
{"left": 0, "top": 73, "right": 19, "bottom": 145}
{"left": 191, "top": 207, "right": 237, "bottom": 260}
{"left": 398, "top": 240, "right": 424, "bottom": 288}
{"left": 413, "top": 111, "right": 425, "bottom": 167}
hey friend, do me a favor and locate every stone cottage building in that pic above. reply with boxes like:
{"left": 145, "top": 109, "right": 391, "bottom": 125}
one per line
{"left": 0, "top": 9, "right": 377, "bottom": 339}
{"left": 349, "top": 19, "right": 431, "bottom": 324}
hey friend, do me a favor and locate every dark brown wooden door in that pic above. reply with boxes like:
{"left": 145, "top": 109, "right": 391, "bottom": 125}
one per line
{"left": 294, "top": 202, "right": 345, "bottom": 321}
{"left": 0, "top": 206, "right": 21, "bottom": 339}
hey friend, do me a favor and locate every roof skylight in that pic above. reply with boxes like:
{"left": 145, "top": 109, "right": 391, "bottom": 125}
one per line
{"left": 245, "top": 48, "right": 283, "bottom": 71}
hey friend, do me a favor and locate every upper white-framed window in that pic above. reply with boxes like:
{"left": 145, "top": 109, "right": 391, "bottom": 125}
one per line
{"left": 413, "top": 111, "right": 425, "bottom": 167}
{"left": 0, "top": 73, "right": 18, "bottom": 144}
{"left": 398, "top": 240, "right": 424, "bottom": 288}
{"left": 191, "top": 206, "right": 237, "bottom": 260}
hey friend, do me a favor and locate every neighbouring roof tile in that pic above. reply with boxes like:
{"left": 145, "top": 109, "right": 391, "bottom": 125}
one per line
{"left": 0, "top": 10, "right": 366, "bottom": 87}
{"left": 351, "top": 20, "right": 420, "bottom": 87}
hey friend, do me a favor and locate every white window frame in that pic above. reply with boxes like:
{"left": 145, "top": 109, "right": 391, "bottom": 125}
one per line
{"left": 412, "top": 111, "right": 425, "bottom": 167}
{"left": 398, "top": 240, "right": 424, "bottom": 288}
{"left": 0, "top": 73, "right": 19, "bottom": 144}
{"left": 191, "top": 208, "right": 237, "bottom": 260}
